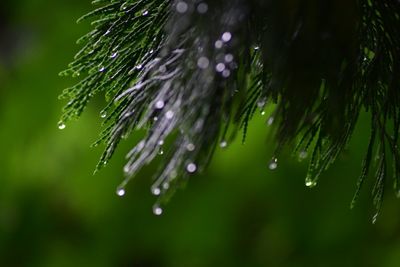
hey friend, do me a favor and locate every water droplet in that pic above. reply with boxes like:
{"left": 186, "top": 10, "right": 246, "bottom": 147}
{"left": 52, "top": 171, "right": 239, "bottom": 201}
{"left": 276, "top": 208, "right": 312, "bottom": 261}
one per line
{"left": 158, "top": 149, "right": 164, "bottom": 155}
{"left": 216, "top": 63, "right": 226, "bottom": 72}
{"left": 186, "top": 163, "right": 197, "bottom": 173}
{"left": 72, "top": 72, "right": 80, "bottom": 78}
{"left": 165, "top": 110, "right": 174, "bottom": 119}
{"left": 268, "top": 158, "right": 278, "bottom": 170}
{"left": 299, "top": 151, "right": 308, "bottom": 159}
{"left": 197, "top": 57, "right": 210, "bottom": 69}
{"left": 176, "top": 1, "right": 188, "bottom": 13}
{"left": 99, "top": 66, "right": 105, "bottom": 72}
{"left": 254, "top": 46, "right": 260, "bottom": 51}
{"left": 158, "top": 140, "right": 164, "bottom": 146}
{"left": 305, "top": 179, "right": 317, "bottom": 188}
{"left": 163, "top": 183, "right": 170, "bottom": 190}
{"left": 58, "top": 121, "right": 66, "bottom": 130}
{"left": 215, "top": 40, "right": 223, "bottom": 49}
{"left": 153, "top": 205, "right": 163, "bottom": 216}
{"left": 222, "top": 69, "right": 231, "bottom": 78}
{"left": 142, "top": 10, "right": 149, "bottom": 16}
{"left": 222, "top": 32, "right": 232, "bottom": 42}
{"left": 197, "top": 3, "right": 208, "bottom": 14}
{"left": 224, "top": 54, "right": 234, "bottom": 63}
{"left": 152, "top": 187, "right": 161, "bottom": 196}
{"left": 136, "top": 64, "right": 143, "bottom": 70}
{"left": 100, "top": 111, "right": 107, "bottom": 118}
{"left": 153, "top": 117, "right": 158, "bottom": 122}
{"left": 116, "top": 188, "right": 126, "bottom": 197}
{"left": 110, "top": 52, "right": 118, "bottom": 58}
{"left": 220, "top": 141, "right": 228, "bottom": 148}
{"left": 267, "top": 117, "right": 274, "bottom": 125}
{"left": 186, "top": 143, "right": 195, "bottom": 151}
{"left": 155, "top": 100, "right": 165, "bottom": 109}
{"left": 124, "top": 165, "right": 130, "bottom": 173}
{"left": 261, "top": 111, "right": 266, "bottom": 116}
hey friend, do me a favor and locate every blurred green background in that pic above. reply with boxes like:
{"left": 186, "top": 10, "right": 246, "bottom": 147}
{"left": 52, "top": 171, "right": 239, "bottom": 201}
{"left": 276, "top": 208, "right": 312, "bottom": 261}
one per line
{"left": 1, "top": 1, "right": 400, "bottom": 266}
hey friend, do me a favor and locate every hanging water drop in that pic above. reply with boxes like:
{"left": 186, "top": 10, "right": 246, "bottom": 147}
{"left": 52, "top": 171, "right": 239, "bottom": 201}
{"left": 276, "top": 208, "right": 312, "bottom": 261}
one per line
{"left": 158, "top": 149, "right": 164, "bottom": 155}
{"left": 152, "top": 187, "right": 161, "bottom": 196}
{"left": 299, "top": 151, "right": 308, "bottom": 160}
{"left": 100, "top": 111, "right": 107, "bottom": 118}
{"left": 268, "top": 158, "right": 278, "bottom": 170}
{"left": 215, "top": 40, "right": 223, "bottom": 49}
{"left": 197, "top": 57, "right": 210, "bottom": 69}
{"left": 153, "top": 204, "right": 163, "bottom": 216}
{"left": 116, "top": 187, "right": 126, "bottom": 197}
{"left": 165, "top": 110, "right": 174, "bottom": 119}
{"left": 186, "top": 143, "right": 195, "bottom": 151}
{"left": 186, "top": 163, "right": 197, "bottom": 173}
{"left": 99, "top": 66, "right": 105, "bottom": 72}
{"left": 220, "top": 140, "right": 228, "bottom": 148}
{"left": 216, "top": 63, "right": 226, "bottom": 72}
{"left": 267, "top": 116, "right": 274, "bottom": 125}
{"left": 305, "top": 179, "right": 317, "bottom": 188}
{"left": 176, "top": 1, "right": 188, "bottom": 13}
{"left": 163, "top": 183, "right": 170, "bottom": 190}
{"left": 197, "top": 2, "right": 208, "bottom": 14}
{"left": 142, "top": 10, "right": 149, "bottom": 16}
{"left": 58, "top": 121, "right": 66, "bottom": 130}
{"left": 155, "top": 100, "right": 165, "bottom": 109}
{"left": 222, "top": 32, "right": 232, "bottom": 43}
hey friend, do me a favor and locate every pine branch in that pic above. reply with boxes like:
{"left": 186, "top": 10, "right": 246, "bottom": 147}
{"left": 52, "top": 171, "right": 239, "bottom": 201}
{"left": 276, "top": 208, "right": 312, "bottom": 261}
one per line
{"left": 60, "top": 0, "right": 400, "bottom": 219}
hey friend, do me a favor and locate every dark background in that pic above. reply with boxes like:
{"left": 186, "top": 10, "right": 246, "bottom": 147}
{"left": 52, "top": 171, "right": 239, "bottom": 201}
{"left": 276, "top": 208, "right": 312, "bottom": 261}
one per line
{"left": 1, "top": 1, "right": 400, "bottom": 266}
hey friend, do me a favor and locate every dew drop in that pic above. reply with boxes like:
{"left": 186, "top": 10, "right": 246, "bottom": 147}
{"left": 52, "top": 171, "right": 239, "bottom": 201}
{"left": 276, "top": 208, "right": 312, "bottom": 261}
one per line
{"left": 222, "top": 32, "right": 232, "bottom": 43}
{"left": 163, "top": 183, "right": 170, "bottom": 190}
{"left": 158, "top": 140, "right": 164, "bottom": 146}
{"left": 176, "top": 1, "right": 188, "bottom": 13}
{"left": 305, "top": 179, "right": 317, "bottom": 188}
{"left": 197, "top": 57, "right": 210, "bottom": 69}
{"left": 116, "top": 188, "right": 126, "bottom": 197}
{"left": 222, "top": 69, "right": 231, "bottom": 78}
{"left": 110, "top": 52, "right": 118, "bottom": 58}
{"left": 197, "top": 3, "right": 208, "bottom": 14}
{"left": 153, "top": 205, "right": 163, "bottom": 216}
{"left": 142, "top": 10, "right": 149, "bottom": 16}
{"left": 299, "top": 151, "right": 308, "bottom": 160}
{"left": 100, "top": 111, "right": 107, "bottom": 118}
{"left": 158, "top": 149, "right": 164, "bottom": 155}
{"left": 261, "top": 111, "right": 266, "bottom": 116}
{"left": 186, "top": 143, "right": 196, "bottom": 151}
{"left": 268, "top": 158, "right": 278, "bottom": 170}
{"left": 136, "top": 64, "right": 143, "bottom": 70}
{"left": 99, "top": 66, "right": 105, "bottom": 72}
{"left": 224, "top": 54, "right": 234, "bottom": 63}
{"left": 155, "top": 100, "right": 165, "bottom": 109}
{"left": 186, "top": 163, "right": 197, "bottom": 173}
{"left": 215, "top": 40, "right": 223, "bottom": 49}
{"left": 267, "top": 117, "right": 274, "bottom": 125}
{"left": 58, "top": 121, "right": 66, "bottom": 130}
{"left": 165, "top": 110, "right": 174, "bottom": 119}
{"left": 220, "top": 140, "right": 228, "bottom": 148}
{"left": 216, "top": 63, "right": 226, "bottom": 72}
{"left": 152, "top": 187, "right": 161, "bottom": 196}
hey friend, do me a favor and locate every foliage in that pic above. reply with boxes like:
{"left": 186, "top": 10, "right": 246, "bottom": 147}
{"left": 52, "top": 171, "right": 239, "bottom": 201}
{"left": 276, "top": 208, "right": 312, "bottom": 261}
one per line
{"left": 60, "top": 0, "right": 400, "bottom": 218}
